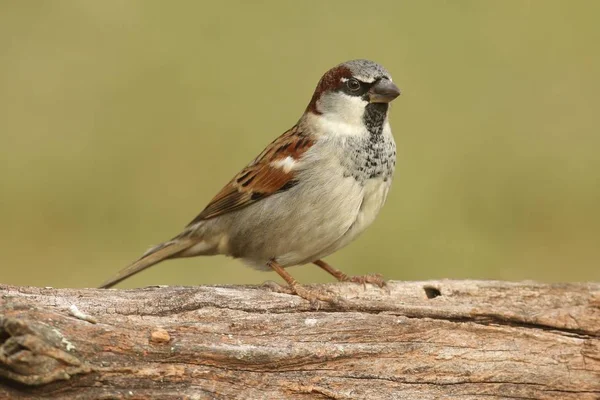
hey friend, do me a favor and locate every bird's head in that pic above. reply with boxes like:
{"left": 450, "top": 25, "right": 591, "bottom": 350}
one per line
{"left": 305, "top": 59, "right": 400, "bottom": 131}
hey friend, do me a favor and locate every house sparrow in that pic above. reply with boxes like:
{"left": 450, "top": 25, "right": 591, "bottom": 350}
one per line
{"left": 99, "top": 59, "right": 400, "bottom": 304}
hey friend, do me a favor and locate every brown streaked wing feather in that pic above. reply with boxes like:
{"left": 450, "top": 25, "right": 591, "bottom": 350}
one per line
{"left": 187, "top": 125, "right": 313, "bottom": 225}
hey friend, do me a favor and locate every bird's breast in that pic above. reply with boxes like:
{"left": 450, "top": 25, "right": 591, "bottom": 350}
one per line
{"left": 341, "top": 130, "right": 396, "bottom": 184}
{"left": 353, "top": 177, "right": 392, "bottom": 233}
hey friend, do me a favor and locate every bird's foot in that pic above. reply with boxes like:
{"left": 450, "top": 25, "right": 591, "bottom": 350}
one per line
{"left": 262, "top": 281, "right": 348, "bottom": 309}
{"left": 292, "top": 284, "right": 348, "bottom": 309}
{"left": 344, "top": 273, "right": 387, "bottom": 289}
{"left": 313, "top": 260, "right": 387, "bottom": 290}
{"left": 261, "top": 280, "right": 294, "bottom": 295}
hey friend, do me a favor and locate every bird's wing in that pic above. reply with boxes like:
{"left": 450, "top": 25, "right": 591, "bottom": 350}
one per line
{"left": 187, "top": 124, "right": 313, "bottom": 225}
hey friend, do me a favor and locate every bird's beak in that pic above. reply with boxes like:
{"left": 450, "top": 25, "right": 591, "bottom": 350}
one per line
{"left": 368, "top": 79, "right": 401, "bottom": 103}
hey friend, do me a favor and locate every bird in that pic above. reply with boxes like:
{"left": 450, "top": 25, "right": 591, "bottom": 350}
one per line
{"left": 99, "top": 59, "right": 401, "bottom": 304}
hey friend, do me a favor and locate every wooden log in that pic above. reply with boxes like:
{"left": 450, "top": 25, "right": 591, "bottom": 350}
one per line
{"left": 1, "top": 281, "right": 599, "bottom": 399}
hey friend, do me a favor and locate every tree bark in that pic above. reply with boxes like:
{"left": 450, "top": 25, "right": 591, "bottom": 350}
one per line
{"left": 0, "top": 281, "right": 599, "bottom": 399}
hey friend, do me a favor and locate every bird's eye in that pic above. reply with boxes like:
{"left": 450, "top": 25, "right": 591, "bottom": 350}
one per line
{"left": 346, "top": 78, "right": 361, "bottom": 91}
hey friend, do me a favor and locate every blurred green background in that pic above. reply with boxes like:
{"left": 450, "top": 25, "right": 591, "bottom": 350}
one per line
{"left": 1, "top": 1, "right": 599, "bottom": 288}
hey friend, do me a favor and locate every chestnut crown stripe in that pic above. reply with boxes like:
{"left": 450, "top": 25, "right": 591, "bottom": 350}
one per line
{"left": 187, "top": 126, "right": 313, "bottom": 224}
{"left": 306, "top": 65, "right": 353, "bottom": 114}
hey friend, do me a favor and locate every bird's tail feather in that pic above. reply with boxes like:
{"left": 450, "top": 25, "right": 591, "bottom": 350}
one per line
{"left": 98, "top": 238, "right": 195, "bottom": 289}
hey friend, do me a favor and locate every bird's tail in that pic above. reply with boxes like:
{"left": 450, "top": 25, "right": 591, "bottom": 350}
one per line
{"left": 98, "top": 238, "right": 195, "bottom": 289}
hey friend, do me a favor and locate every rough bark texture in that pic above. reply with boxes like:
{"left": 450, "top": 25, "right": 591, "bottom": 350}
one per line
{"left": 0, "top": 281, "right": 599, "bottom": 399}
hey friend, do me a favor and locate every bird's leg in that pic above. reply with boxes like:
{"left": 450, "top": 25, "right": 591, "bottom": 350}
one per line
{"left": 267, "top": 259, "right": 340, "bottom": 307}
{"left": 313, "top": 259, "right": 386, "bottom": 289}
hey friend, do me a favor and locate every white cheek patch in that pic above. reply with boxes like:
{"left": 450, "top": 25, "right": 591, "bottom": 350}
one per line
{"left": 312, "top": 92, "right": 371, "bottom": 138}
{"left": 270, "top": 156, "right": 297, "bottom": 173}
{"left": 335, "top": 94, "right": 370, "bottom": 125}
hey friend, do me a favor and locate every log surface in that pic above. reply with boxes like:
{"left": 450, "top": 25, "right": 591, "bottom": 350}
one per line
{"left": 1, "top": 281, "right": 599, "bottom": 399}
